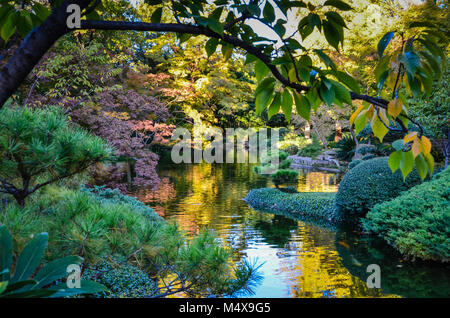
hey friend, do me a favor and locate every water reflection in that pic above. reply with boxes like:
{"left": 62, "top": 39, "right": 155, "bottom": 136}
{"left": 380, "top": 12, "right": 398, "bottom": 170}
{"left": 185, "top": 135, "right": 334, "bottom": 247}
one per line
{"left": 134, "top": 162, "right": 449, "bottom": 298}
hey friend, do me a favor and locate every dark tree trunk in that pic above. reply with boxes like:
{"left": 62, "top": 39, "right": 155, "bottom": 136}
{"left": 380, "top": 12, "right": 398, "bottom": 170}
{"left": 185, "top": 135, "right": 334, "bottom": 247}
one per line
{"left": 0, "top": 0, "right": 93, "bottom": 108}
{"left": 13, "top": 193, "right": 26, "bottom": 207}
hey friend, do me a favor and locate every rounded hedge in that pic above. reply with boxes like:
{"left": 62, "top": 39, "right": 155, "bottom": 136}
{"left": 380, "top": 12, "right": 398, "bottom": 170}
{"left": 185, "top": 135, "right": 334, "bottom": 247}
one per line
{"left": 362, "top": 167, "right": 450, "bottom": 262}
{"left": 348, "top": 159, "right": 362, "bottom": 170}
{"left": 335, "top": 157, "right": 422, "bottom": 222}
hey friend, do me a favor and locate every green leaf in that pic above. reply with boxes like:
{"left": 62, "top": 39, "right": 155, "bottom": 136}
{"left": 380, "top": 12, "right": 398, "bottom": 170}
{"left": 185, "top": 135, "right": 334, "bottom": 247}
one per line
{"left": 32, "top": 3, "right": 51, "bottom": 22}
{"left": 0, "top": 225, "right": 12, "bottom": 281}
{"left": 4, "top": 280, "right": 36, "bottom": 294}
{"left": 205, "top": 38, "right": 219, "bottom": 57}
{"left": 331, "top": 80, "right": 351, "bottom": 105}
{"left": 325, "top": 11, "right": 347, "bottom": 28}
{"left": 415, "top": 154, "right": 428, "bottom": 180}
{"left": 400, "top": 150, "right": 414, "bottom": 180}
{"left": 314, "top": 49, "right": 335, "bottom": 69}
{"left": 424, "top": 152, "right": 434, "bottom": 176}
{"left": 255, "top": 77, "right": 276, "bottom": 96}
{"left": 0, "top": 11, "right": 15, "bottom": 43}
{"left": 0, "top": 288, "right": 56, "bottom": 298}
{"left": 420, "top": 51, "right": 442, "bottom": 79}
{"left": 354, "top": 109, "right": 368, "bottom": 135}
{"left": 263, "top": 2, "right": 275, "bottom": 23}
{"left": 209, "top": 7, "right": 223, "bottom": 20}
{"left": 33, "top": 256, "right": 83, "bottom": 289}
{"left": 378, "top": 31, "right": 394, "bottom": 58}
{"left": 11, "top": 233, "right": 48, "bottom": 283}
{"left": 371, "top": 114, "right": 389, "bottom": 142}
{"left": 319, "top": 83, "right": 335, "bottom": 106}
{"left": 388, "top": 150, "right": 401, "bottom": 172}
{"left": 399, "top": 51, "right": 421, "bottom": 75}
{"left": 268, "top": 92, "right": 281, "bottom": 119}
{"left": 293, "top": 91, "right": 311, "bottom": 121}
{"left": 392, "top": 139, "right": 405, "bottom": 151}
{"left": 323, "top": 20, "right": 341, "bottom": 51}
{"left": 255, "top": 60, "right": 270, "bottom": 82}
{"left": 281, "top": 89, "right": 293, "bottom": 123}
{"left": 245, "top": 54, "right": 258, "bottom": 65}
{"left": 299, "top": 23, "right": 314, "bottom": 40}
{"left": 374, "top": 54, "right": 391, "bottom": 83}
{"left": 323, "top": 0, "right": 353, "bottom": 11}
{"left": 206, "top": 19, "right": 223, "bottom": 35}
{"left": 334, "top": 71, "right": 360, "bottom": 94}
{"left": 274, "top": 20, "right": 286, "bottom": 37}
{"left": 221, "top": 43, "right": 233, "bottom": 61}
{"left": 49, "top": 280, "right": 107, "bottom": 298}
{"left": 306, "top": 88, "right": 321, "bottom": 111}
{"left": 298, "top": 67, "right": 310, "bottom": 82}
{"left": 17, "top": 11, "right": 33, "bottom": 38}
{"left": 0, "top": 281, "right": 7, "bottom": 295}
{"left": 151, "top": 7, "right": 163, "bottom": 23}
{"left": 255, "top": 85, "right": 275, "bottom": 114}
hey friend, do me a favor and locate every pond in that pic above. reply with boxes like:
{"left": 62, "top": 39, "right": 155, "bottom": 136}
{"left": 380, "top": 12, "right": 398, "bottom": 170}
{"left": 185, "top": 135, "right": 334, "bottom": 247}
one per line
{"left": 135, "top": 162, "right": 450, "bottom": 298}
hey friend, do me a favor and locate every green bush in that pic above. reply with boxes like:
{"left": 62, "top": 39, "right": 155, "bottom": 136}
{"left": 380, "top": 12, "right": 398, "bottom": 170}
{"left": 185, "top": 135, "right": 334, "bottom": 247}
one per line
{"left": 362, "top": 154, "right": 376, "bottom": 161}
{"left": 335, "top": 157, "right": 422, "bottom": 222}
{"left": 83, "top": 259, "right": 157, "bottom": 297}
{"left": 362, "top": 167, "right": 450, "bottom": 262}
{"left": 245, "top": 188, "right": 339, "bottom": 226}
{"left": 254, "top": 150, "right": 299, "bottom": 189}
{"left": 296, "top": 135, "right": 323, "bottom": 159}
{"left": 271, "top": 169, "right": 298, "bottom": 188}
{"left": 348, "top": 159, "right": 363, "bottom": 170}
{"left": 279, "top": 132, "right": 310, "bottom": 155}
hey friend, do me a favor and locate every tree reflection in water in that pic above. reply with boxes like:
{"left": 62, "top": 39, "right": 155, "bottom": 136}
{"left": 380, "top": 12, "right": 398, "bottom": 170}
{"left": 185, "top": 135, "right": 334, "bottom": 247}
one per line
{"left": 132, "top": 162, "right": 448, "bottom": 298}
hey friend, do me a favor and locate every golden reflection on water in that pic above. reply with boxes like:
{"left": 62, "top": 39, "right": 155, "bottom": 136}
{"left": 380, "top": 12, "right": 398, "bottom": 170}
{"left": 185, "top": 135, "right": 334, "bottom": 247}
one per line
{"left": 135, "top": 163, "right": 396, "bottom": 298}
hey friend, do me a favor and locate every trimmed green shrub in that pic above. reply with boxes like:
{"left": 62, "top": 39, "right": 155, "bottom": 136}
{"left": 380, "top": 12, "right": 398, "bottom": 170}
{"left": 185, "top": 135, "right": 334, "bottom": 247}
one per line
{"left": 335, "top": 157, "right": 422, "bottom": 222}
{"left": 254, "top": 150, "right": 299, "bottom": 189}
{"left": 245, "top": 188, "right": 339, "bottom": 226}
{"left": 362, "top": 167, "right": 450, "bottom": 262}
{"left": 297, "top": 135, "right": 323, "bottom": 159}
{"left": 271, "top": 169, "right": 299, "bottom": 188}
{"left": 362, "top": 154, "right": 376, "bottom": 161}
{"left": 348, "top": 159, "right": 363, "bottom": 170}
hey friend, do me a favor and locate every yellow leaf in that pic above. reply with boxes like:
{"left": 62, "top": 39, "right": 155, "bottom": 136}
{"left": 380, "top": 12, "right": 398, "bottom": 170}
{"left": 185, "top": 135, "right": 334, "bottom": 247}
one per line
{"left": 421, "top": 136, "right": 432, "bottom": 155}
{"left": 371, "top": 113, "right": 389, "bottom": 142}
{"left": 388, "top": 99, "right": 402, "bottom": 118}
{"left": 349, "top": 105, "right": 364, "bottom": 126}
{"left": 403, "top": 131, "right": 418, "bottom": 143}
{"left": 412, "top": 138, "right": 421, "bottom": 158}
{"left": 366, "top": 105, "right": 375, "bottom": 119}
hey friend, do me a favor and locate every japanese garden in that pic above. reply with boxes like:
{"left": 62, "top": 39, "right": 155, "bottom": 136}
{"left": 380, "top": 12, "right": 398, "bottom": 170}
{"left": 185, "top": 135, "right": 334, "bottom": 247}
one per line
{"left": 0, "top": 0, "right": 448, "bottom": 299}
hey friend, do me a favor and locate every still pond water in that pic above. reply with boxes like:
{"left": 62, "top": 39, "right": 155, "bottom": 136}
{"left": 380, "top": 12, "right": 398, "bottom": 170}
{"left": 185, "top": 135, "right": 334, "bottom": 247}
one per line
{"left": 136, "top": 162, "right": 450, "bottom": 298}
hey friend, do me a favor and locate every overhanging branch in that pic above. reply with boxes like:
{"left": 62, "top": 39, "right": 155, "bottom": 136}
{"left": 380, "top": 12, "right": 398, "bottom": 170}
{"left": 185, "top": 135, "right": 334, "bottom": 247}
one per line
{"left": 80, "top": 19, "right": 412, "bottom": 132}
